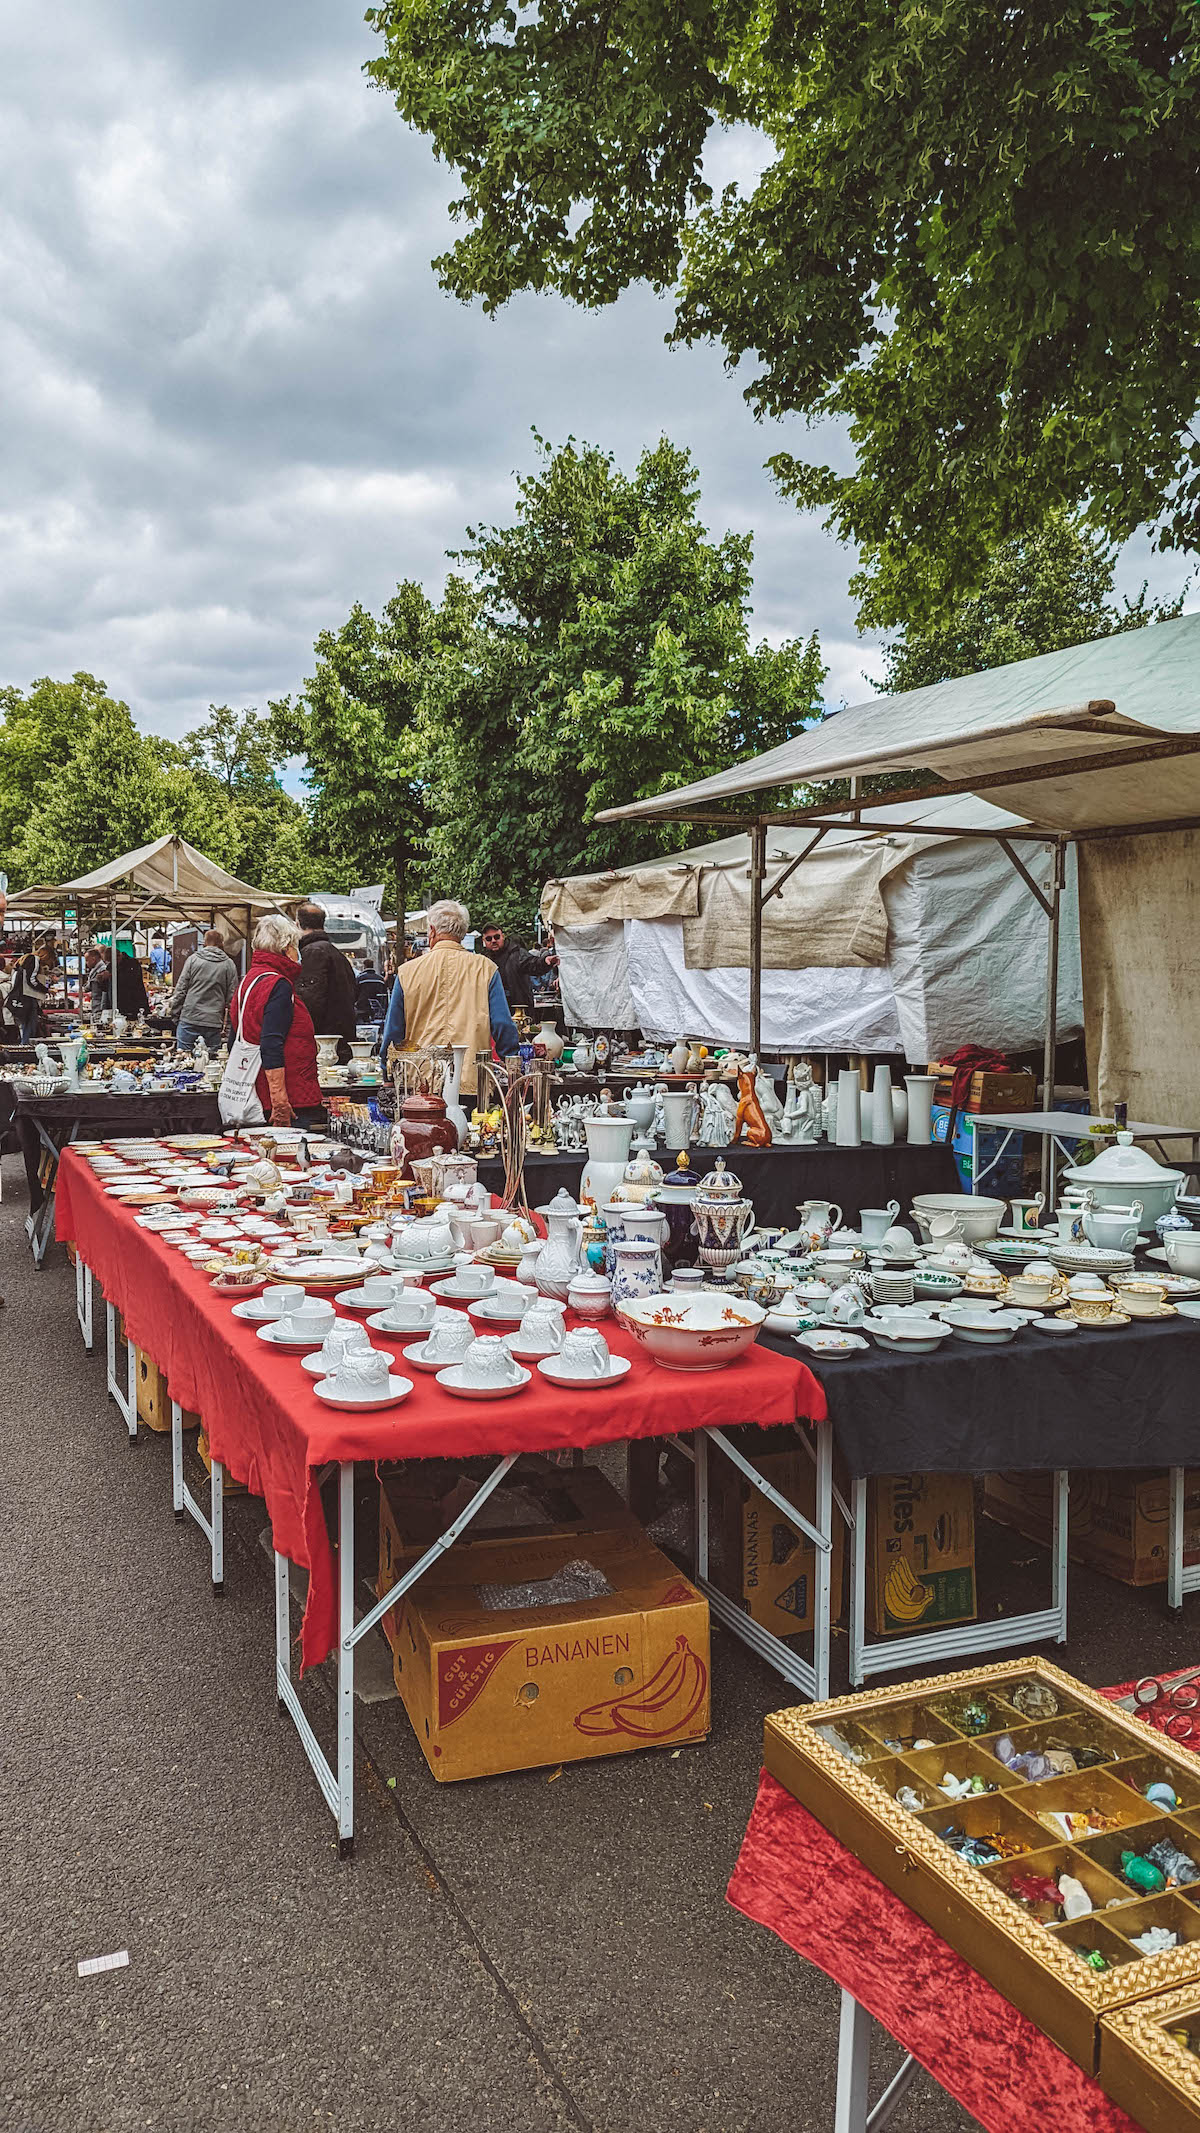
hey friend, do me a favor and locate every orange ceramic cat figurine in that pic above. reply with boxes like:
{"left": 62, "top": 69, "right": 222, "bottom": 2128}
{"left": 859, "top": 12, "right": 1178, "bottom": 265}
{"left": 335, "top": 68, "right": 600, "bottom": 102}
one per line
{"left": 732, "top": 1064, "right": 772, "bottom": 1146}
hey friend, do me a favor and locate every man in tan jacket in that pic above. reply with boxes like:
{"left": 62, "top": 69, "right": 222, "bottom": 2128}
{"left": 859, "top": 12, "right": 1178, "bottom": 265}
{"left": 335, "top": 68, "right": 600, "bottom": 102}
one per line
{"left": 379, "top": 898, "right": 519, "bottom": 1097}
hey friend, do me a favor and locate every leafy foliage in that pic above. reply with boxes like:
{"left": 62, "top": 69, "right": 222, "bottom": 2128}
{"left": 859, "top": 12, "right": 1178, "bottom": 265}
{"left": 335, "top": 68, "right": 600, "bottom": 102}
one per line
{"left": 366, "top": 0, "right": 1200, "bottom": 627}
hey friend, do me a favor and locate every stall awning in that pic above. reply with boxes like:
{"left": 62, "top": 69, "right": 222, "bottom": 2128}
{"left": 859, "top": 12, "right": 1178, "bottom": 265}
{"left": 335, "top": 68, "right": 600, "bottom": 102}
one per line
{"left": 595, "top": 612, "right": 1200, "bottom": 834}
{"left": 5, "top": 834, "right": 293, "bottom": 921}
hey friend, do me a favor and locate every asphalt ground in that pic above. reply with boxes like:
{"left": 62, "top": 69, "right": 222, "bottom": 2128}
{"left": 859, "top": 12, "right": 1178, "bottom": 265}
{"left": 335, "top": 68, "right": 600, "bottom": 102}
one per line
{"left": 3, "top": 1156, "right": 1197, "bottom": 2133}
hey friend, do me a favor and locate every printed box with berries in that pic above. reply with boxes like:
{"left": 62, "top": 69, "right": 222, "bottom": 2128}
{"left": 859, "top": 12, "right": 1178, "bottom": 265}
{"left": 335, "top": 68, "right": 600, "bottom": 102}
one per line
{"left": 384, "top": 1525, "right": 711, "bottom": 1781}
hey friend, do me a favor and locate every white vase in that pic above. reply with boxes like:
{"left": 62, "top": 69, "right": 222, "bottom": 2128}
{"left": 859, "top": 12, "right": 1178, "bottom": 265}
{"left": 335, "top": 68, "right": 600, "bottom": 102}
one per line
{"left": 891, "top": 1085, "right": 909, "bottom": 1138}
{"left": 537, "top": 1017, "right": 564, "bottom": 1062}
{"left": 835, "top": 1070, "right": 861, "bottom": 1147}
{"left": 669, "top": 1040, "right": 690, "bottom": 1075}
{"left": 661, "top": 1090, "right": 697, "bottom": 1150}
{"left": 580, "top": 1116, "right": 635, "bottom": 1208}
{"left": 904, "top": 1072, "right": 940, "bottom": 1146}
{"left": 444, "top": 1045, "right": 470, "bottom": 1148}
{"left": 609, "top": 1239, "right": 662, "bottom": 1307}
{"left": 871, "top": 1064, "right": 895, "bottom": 1146}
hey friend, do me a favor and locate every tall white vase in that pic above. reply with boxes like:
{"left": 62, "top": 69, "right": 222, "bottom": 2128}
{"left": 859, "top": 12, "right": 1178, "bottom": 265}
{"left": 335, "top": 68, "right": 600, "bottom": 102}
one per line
{"left": 445, "top": 1045, "right": 470, "bottom": 1148}
{"left": 891, "top": 1085, "right": 909, "bottom": 1138}
{"left": 580, "top": 1116, "right": 635, "bottom": 1208}
{"left": 871, "top": 1064, "right": 895, "bottom": 1146}
{"left": 835, "top": 1070, "right": 861, "bottom": 1147}
{"left": 661, "top": 1089, "right": 697, "bottom": 1151}
{"left": 904, "top": 1072, "right": 940, "bottom": 1146}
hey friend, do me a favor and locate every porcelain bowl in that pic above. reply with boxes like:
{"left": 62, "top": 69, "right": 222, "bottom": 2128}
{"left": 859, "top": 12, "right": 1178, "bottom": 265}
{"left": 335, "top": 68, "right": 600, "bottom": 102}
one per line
{"left": 911, "top": 1193, "right": 1007, "bottom": 1243}
{"left": 615, "top": 1291, "right": 765, "bottom": 1371}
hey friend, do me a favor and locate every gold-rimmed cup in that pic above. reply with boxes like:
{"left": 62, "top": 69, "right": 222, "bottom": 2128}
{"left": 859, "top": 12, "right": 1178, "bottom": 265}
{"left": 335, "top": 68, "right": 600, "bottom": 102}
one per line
{"left": 1112, "top": 1277, "right": 1167, "bottom": 1320}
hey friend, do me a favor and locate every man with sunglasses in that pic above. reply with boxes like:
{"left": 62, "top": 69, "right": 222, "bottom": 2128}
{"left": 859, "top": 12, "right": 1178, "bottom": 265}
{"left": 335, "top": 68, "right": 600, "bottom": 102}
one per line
{"left": 479, "top": 921, "right": 556, "bottom": 1014}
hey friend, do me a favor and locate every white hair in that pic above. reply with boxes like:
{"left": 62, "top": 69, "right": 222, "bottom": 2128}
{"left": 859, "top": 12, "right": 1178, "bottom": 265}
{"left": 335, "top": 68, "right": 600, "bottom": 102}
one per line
{"left": 253, "top": 912, "right": 301, "bottom": 956}
{"left": 426, "top": 898, "right": 469, "bottom": 941}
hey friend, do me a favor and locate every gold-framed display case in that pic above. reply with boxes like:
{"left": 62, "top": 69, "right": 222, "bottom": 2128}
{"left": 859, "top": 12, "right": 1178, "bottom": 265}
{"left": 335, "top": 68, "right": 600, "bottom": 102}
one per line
{"left": 1101, "top": 1981, "right": 1200, "bottom": 2131}
{"left": 764, "top": 1658, "right": 1200, "bottom": 2074}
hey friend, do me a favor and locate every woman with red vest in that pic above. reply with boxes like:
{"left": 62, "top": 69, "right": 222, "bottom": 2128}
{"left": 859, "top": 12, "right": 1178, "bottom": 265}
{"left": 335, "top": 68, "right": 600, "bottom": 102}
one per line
{"left": 232, "top": 913, "right": 323, "bottom": 1128}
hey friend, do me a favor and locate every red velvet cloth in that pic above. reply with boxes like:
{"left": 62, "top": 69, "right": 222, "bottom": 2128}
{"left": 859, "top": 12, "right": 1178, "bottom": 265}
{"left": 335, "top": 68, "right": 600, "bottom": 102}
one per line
{"left": 57, "top": 1152, "right": 827, "bottom": 1671}
{"left": 728, "top": 1774, "right": 1142, "bottom": 2133}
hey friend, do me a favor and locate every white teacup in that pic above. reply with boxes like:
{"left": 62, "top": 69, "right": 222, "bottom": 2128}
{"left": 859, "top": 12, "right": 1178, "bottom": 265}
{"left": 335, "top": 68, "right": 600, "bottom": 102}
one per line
{"left": 418, "top": 1315, "right": 475, "bottom": 1364}
{"left": 458, "top": 1335, "right": 522, "bottom": 1387}
{"left": 452, "top": 1261, "right": 495, "bottom": 1297}
{"left": 379, "top": 1288, "right": 437, "bottom": 1331}
{"left": 280, "top": 1299, "right": 336, "bottom": 1339}
{"left": 558, "top": 1327, "right": 612, "bottom": 1378}
{"left": 316, "top": 1323, "right": 372, "bottom": 1370}
{"left": 262, "top": 1283, "right": 306, "bottom": 1319}
{"left": 1166, "top": 1231, "right": 1200, "bottom": 1276}
{"left": 357, "top": 1274, "right": 401, "bottom": 1307}
{"left": 516, "top": 1301, "right": 565, "bottom": 1351}
{"left": 330, "top": 1348, "right": 391, "bottom": 1394}
{"left": 468, "top": 1217, "right": 502, "bottom": 1251}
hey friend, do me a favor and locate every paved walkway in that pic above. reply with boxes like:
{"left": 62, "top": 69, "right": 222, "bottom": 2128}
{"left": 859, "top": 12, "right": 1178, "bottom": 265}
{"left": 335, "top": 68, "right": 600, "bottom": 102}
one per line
{"left": 3, "top": 1160, "right": 1195, "bottom": 2131}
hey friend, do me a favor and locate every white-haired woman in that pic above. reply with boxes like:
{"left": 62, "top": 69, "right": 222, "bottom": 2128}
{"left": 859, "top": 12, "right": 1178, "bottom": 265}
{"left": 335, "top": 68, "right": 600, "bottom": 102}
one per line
{"left": 231, "top": 912, "right": 323, "bottom": 1127}
{"left": 378, "top": 896, "right": 518, "bottom": 1099}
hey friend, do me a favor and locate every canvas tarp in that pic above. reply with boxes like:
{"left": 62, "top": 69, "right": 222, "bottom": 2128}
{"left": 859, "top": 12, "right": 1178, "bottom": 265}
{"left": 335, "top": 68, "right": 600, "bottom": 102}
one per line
{"left": 681, "top": 839, "right": 893, "bottom": 969}
{"left": 5, "top": 834, "right": 291, "bottom": 921}
{"left": 1078, "top": 831, "right": 1200, "bottom": 1121}
{"left": 593, "top": 613, "right": 1200, "bottom": 834}
{"left": 540, "top": 865, "right": 699, "bottom": 925}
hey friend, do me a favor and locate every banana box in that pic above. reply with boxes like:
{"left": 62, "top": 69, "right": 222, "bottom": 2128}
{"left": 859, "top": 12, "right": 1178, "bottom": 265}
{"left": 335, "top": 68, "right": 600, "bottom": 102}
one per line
{"left": 383, "top": 1526, "right": 710, "bottom": 1781}
{"left": 866, "top": 1473, "right": 976, "bottom": 1635}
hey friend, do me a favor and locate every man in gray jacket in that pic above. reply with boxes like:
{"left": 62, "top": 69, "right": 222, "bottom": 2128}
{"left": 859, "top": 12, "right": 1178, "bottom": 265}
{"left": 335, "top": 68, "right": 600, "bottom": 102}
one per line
{"left": 170, "top": 930, "right": 238, "bottom": 1053}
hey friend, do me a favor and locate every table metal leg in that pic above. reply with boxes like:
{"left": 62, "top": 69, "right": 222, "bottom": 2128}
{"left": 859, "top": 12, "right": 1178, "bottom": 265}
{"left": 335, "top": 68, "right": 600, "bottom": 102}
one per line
{"left": 75, "top": 1256, "right": 93, "bottom": 1352}
{"left": 834, "top": 1991, "right": 920, "bottom": 2133}
{"left": 849, "top": 1469, "right": 1069, "bottom": 1687}
{"left": 105, "top": 1299, "right": 137, "bottom": 1440}
{"left": 170, "top": 1399, "right": 225, "bottom": 1592}
{"left": 1167, "top": 1468, "right": 1200, "bottom": 1611}
{"left": 277, "top": 1454, "right": 520, "bottom": 1850}
{"left": 674, "top": 1426, "right": 834, "bottom": 1702}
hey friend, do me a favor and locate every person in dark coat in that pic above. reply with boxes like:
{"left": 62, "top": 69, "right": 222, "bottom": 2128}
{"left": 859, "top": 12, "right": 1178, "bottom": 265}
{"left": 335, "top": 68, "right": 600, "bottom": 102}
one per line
{"left": 478, "top": 922, "right": 557, "bottom": 1013}
{"left": 292, "top": 902, "right": 358, "bottom": 1064}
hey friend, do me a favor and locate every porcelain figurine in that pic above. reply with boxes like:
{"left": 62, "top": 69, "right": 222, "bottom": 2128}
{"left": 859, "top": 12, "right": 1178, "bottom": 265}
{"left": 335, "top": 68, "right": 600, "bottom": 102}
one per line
{"left": 752, "top": 1061, "right": 786, "bottom": 1139}
{"left": 697, "top": 1080, "right": 736, "bottom": 1147}
{"left": 732, "top": 1064, "right": 772, "bottom": 1147}
{"left": 780, "top": 1061, "right": 821, "bottom": 1144}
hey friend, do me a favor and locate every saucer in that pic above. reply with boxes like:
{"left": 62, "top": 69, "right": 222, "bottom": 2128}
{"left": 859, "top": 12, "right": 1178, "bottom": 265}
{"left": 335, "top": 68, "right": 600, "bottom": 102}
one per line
{"left": 509, "top": 1334, "right": 567, "bottom": 1359}
{"left": 1030, "top": 1316, "right": 1079, "bottom": 1335}
{"left": 231, "top": 1296, "right": 290, "bottom": 1322}
{"left": 430, "top": 1277, "right": 499, "bottom": 1302}
{"left": 401, "top": 1335, "right": 473, "bottom": 1372}
{"left": 1054, "top": 1307, "right": 1132, "bottom": 1328}
{"left": 536, "top": 1354, "right": 632, "bottom": 1388}
{"left": 369, "top": 1306, "right": 456, "bottom": 1339}
{"left": 313, "top": 1374, "right": 413, "bottom": 1411}
{"left": 435, "top": 1363, "right": 532, "bottom": 1399}
{"left": 255, "top": 1319, "right": 338, "bottom": 1351}
{"left": 334, "top": 1286, "right": 401, "bottom": 1314}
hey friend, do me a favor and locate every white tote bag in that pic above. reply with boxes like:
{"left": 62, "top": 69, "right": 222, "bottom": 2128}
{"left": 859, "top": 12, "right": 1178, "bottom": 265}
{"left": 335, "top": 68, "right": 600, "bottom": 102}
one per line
{"left": 218, "top": 971, "right": 275, "bottom": 1126}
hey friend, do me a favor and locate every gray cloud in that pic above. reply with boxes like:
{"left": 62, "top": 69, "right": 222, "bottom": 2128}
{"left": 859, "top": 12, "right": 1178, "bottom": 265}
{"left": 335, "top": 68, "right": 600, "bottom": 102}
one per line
{"left": 1, "top": 2, "right": 1188, "bottom": 743}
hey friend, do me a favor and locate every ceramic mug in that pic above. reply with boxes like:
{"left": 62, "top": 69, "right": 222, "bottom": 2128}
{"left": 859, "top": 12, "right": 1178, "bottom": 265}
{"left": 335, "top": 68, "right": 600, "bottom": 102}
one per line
{"left": 1008, "top": 1274, "right": 1058, "bottom": 1307}
{"left": 280, "top": 1299, "right": 336, "bottom": 1339}
{"left": 358, "top": 1275, "right": 401, "bottom": 1308}
{"left": 1113, "top": 1278, "right": 1167, "bottom": 1319}
{"left": 330, "top": 1348, "right": 391, "bottom": 1394}
{"left": 517, "top": 1302, "right": 566, "bottom": 1351}
{"left": 418, "top": 1315, "right": 474, "bottom": 1363}
{"left": 859, "top": 1201, "right": 901, "bottom": 1247}
{"left": 262, "top": 1283, "right": 306, "bottom": 1319}
{"left": 559, "top": 1327, "right": 612, "bottom": 1379}
{"left": 453, "top": 1263, "right": 496, "bottom": 1297}
{"left": 317, "top": 1323, "right": 372, "bottom": 1370}
{"left": 468, "top": 1217, "right": 502, "bottom": 1251}
{"left": 458, "top": 1335, "right": 522, "bottom": 1387}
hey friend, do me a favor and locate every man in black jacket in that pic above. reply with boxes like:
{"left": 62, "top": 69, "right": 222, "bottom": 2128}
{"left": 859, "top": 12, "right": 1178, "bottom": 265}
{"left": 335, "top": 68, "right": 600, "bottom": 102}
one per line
{"left": 479, "top": 922, "right": 557, "bottom": 1013}
{"left": 293, "top": 902, "right": 358, "bottom": 1064}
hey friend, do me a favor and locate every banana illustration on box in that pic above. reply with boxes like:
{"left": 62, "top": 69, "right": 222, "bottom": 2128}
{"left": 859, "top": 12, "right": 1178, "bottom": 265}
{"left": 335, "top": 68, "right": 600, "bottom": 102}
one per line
{"left": 884, "top": 1556, "right": 932, "bottom": 1624}
{"left": 574, "top": 1634, "right": 708, "bottom": 1740}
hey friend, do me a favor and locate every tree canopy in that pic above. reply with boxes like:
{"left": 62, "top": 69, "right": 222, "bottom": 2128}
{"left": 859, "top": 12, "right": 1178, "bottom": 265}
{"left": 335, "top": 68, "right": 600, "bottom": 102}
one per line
{"left": 366, "top": 0, "right": 1200, "bottom": 629}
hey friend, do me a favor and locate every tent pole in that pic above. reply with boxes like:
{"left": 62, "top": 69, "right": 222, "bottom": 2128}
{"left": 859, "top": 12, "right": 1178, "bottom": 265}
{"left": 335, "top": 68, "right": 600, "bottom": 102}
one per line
{"left": 749, "top": 820, "right": 766, "bottom": 1057}
{"left": 109, "top": 894, "right": 118, "bottom": 1018}
{"left": 1040, "top": 842, "right": 1066, "bottom": 1203}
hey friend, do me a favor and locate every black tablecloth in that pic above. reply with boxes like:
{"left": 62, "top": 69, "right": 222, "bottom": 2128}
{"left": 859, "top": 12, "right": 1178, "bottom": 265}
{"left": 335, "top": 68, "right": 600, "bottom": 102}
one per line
{"left": 758, "top": 1318, "right": 1200, "bottom": 1475}
{"left": 484, "top": 1140, "right": 957, "bottom": 1227}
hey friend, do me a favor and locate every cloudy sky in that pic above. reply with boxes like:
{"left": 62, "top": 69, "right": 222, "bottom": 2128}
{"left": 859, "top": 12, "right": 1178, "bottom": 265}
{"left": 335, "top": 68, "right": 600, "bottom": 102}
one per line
{"left": 2, "top": 0, "right": 1190, "bottom": 745}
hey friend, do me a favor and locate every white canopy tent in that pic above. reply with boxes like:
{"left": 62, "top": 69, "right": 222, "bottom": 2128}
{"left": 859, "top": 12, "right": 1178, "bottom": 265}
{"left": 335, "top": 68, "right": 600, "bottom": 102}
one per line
{"left": 543, "top": 796, "right": 1083, "bottom": 1059}
{"left": 592, "top": 611, "right": 1200, "bottom": 1146}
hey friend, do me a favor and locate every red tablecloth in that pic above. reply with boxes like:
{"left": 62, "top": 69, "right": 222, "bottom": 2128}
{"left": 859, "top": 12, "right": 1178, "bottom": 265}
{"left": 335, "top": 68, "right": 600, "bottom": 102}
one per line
{"left": 57, "top": 1151, "right": 827, "bottom": 1670}
{"left": 728, "top": 1774, "right": 1141, "bottom": 2133}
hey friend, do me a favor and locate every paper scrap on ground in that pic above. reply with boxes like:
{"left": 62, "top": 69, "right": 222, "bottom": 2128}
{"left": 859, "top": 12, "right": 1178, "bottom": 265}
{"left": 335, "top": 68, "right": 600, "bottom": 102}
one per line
{"left": 78, "top": 1951, "right": 129, "bottom": 1977}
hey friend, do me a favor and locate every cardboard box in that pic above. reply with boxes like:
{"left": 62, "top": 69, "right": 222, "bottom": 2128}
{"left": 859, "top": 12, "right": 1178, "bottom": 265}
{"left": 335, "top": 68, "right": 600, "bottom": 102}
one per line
{"left": 866, "top": 1473, "right": 977, "bottom": 1634}
{"left": 378, "top": 1459, "right": 642, "bottom": 1644}
{"left": 711, "top": 1447, "right": 845, "bottom": 1636}
{"left": 197, "top": 1427, "right": 248, "bottom": 1494}
{"left": 384, "top": 1526, "right": 710, "bottom": 1781}
{"left": 984, "top": 1468, "right": 1200, "bottom": 1587}
{"left": 928, "top": 1064, "right": 1037, "bottom": 1114}
{"left": 133, "top": 1347, "right": 199, "bottom": 1436}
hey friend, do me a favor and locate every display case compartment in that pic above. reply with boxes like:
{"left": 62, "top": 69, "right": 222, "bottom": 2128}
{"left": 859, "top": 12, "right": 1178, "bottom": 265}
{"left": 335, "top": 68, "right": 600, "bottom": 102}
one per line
{"left": 924, "top": 1688, "right": 1027, "bottom": 1737}
{"left": 864, "top": 1756, "right": 941, "bottom": 1814}
{"left": 857, "top": 1702, "right": 962, "bottom": 1752}
{"left": 975, "top": 1711, "right": 1130, "bottom": 1775}
{"left": 899, "top": 1741, "right": 1028, "bottom": 1798}
{"left": 1109, "top": 1752, "right": 1200, "bottom": 1814}
{"left": 1045, "top": 1917, "right": 1146, "bottom": 1975}
{"left": 1100, "top": 1982, "right": 1200, "bottom": 2133}
{"left": 1016, "top": 1768, "right": 1158, "bottom": 1843}
{"left": 1076, "top": 1816, "right": 1200, "bottom": 1898}
{"left": 809, "top": 1718, "right": 889, "bottom": 1766}
{"left": 982, "top": 1843, "right": 1132, "bottom": 1922}
{"left": 764, "top": 1659, "right": 1200, "bottom": 2076}
{"left": 1105, "top": 1891, "right": 1200, "bottom": 1952}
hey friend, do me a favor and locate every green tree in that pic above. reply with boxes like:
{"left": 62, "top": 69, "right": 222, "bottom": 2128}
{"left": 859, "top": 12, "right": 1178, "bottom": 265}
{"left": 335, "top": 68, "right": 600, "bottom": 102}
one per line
{"left": 882, "top": 514, "right": 1187, "bottom": 695}
{"left": 14, "top": 699, "right": 172, "bottom": 884}
{"left": 366, "top": 0, "right": 1200, "bottom": 629}
{"left": 278, "top": 583, "right": 437, "bottom": 923}
{"left": 417, "top": 435, "right": 825, "bottom": 915}
{"left": 0, "top": 674, "right": 126, "bottom": 868}
{"left": 175, "top": 704, "right": 320, "bottom": 889}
